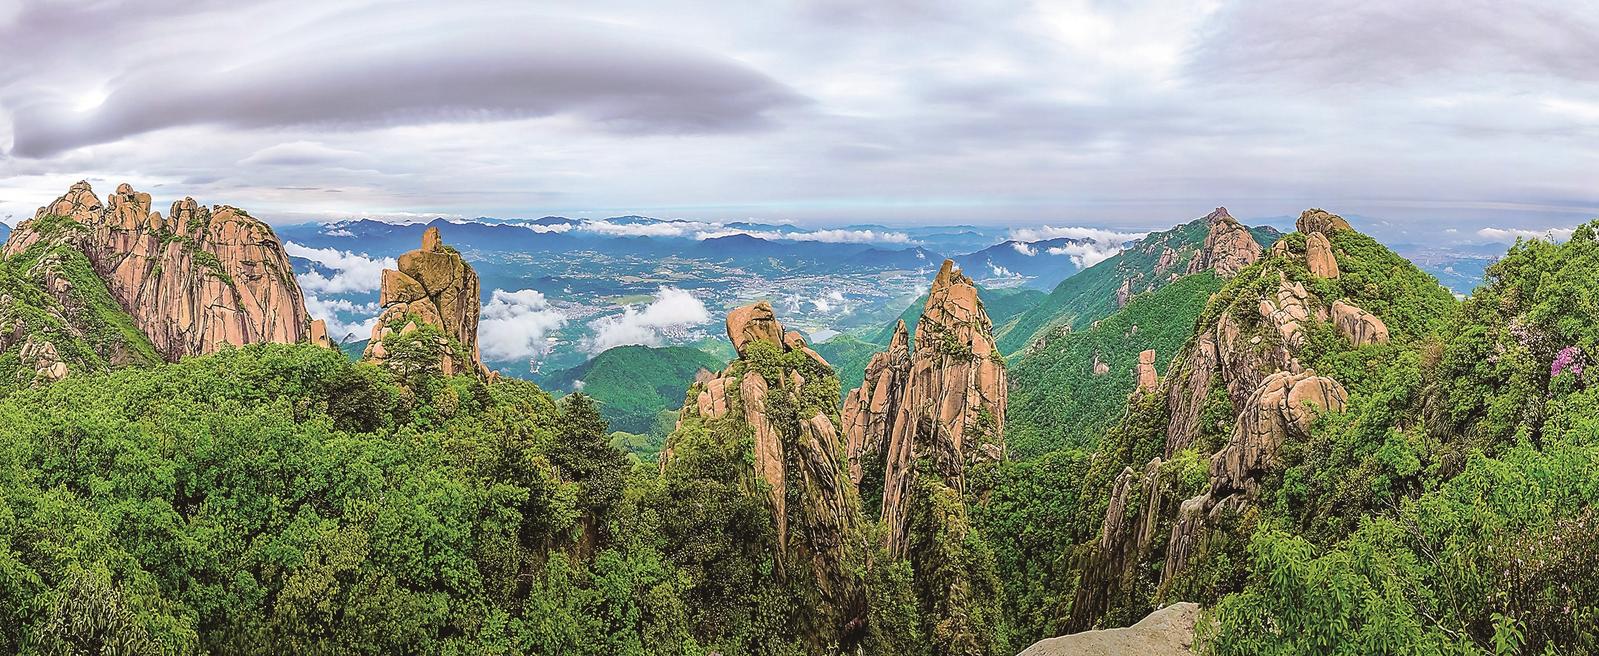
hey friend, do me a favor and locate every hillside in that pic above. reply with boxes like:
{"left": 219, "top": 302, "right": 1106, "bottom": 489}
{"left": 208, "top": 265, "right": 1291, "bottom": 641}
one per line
{"left": 538, "top": 344, "right": 726, "bottom": 436}
{"left": 995, "top": 212, "right": 1280, "bottom": 355}
{"left": 1005, "top": 272, "right": 1222, "bottom": 458}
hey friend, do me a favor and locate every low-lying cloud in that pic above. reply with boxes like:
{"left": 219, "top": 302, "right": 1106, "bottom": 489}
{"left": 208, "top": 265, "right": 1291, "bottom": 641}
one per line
{"left": 303, "top": 294, "right": 380, "bottom": 342}
{"left": 285, "top": 243, "right": 395, "bottom": 294}
{"left": 584, "top": 287, "right": 711, "bottom": 353}
{"left": 479, "top": 288, "right": 568, "bottom": 361}
{"left": 1045, "top": 241, "right": 1124, "bottom": 268}
{"left": 1008, "top": 226, "right": 1147, "bottom": 244}
{"left": 1476, "top": 226, "right": 1577, "bottom": 242}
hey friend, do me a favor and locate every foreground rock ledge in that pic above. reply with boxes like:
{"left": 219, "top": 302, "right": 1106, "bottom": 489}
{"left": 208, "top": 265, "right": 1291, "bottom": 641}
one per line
{"left": 1018, "top": 602, "right": 1199, "bottom": 656}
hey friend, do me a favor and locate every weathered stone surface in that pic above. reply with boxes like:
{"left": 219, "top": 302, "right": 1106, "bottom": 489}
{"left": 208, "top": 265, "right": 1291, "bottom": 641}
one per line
{"left": 726, "top": 301, "right": 784, "bottom": 356}
{"left": 3, "top": 182, "right": 309, "bottom": 361}
{"left": 363, "top": 228, "right": 484, "bottom": 376}
{"left": 1092, "top": 354, "right": 1110, "bottom": 376}
{"left": 880, "top": 260, "right": 1006, "bottom": 556}
{"left": 842, "top": 319, "right": 911, "bottom": 487}
{"left": 783, "top": 330, "right": 831, "bottom": 368}
{"left": 1296, "top": 208, "right": 1353, "bottom": 235}
{"left": 1020, "top": 603, "right": 1199, "bottom": 656}
{"left": 1155, "top": 246, "right": 1179, "bottom": 275}
{"left": 1210, "top": 370, "right": 1348, "bottom": 495}
{"left": 1257, "top": 273, "right": 1316, "bottom": 352}
{"left": 1186, "top": 207, "right": 1261, "bottom": 278}
{"left": 1135, "top": 349, "right": 1158, "bottom": 393}
{"left": 308, "top": 319, "right": 333, "bottom": 349}
{"left": 1331, "top": 300, "right": 1390, "bottom": 347}
{"left": 1116, "top": 277, "right": 1134, "bottom": 308}
{"left": 1305, "top": 231, "right": 1340, "bottom": 278}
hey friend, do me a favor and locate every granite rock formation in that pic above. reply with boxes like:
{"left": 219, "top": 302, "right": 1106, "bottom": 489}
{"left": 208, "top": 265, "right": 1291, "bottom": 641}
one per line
{"left": 363, "top": 227, "right": 485, "bottom": 377}
{"left": 1331, "top": 300, "right": 1390, "bottom": 347}
{"left": 841, "top": 319, "right": 911, "bottom": 494}
{"left": 1186, "top": 207, "right": 1261, "bottom": 278}
{"left": 1305, "top": 231, "right": 1340, "bottom": 278}
{"left": 878, "top": 260, "right": 1007, "bottom": 555}
{"left": 3, "top": 182, "right": 310, "bottom": 361}
{"left": 1135, "top": 349, "right": 1158, "bottom": 393}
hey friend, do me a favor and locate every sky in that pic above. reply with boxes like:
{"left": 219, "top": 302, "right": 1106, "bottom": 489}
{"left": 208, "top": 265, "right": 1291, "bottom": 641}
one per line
{"left": 0, "top": 0, "right": 1595, "bottom": 239}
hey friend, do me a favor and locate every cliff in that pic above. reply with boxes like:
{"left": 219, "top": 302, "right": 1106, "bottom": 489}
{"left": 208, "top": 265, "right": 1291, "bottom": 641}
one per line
{"left": 362, "top": 226, "right": 486, "bottom": 377}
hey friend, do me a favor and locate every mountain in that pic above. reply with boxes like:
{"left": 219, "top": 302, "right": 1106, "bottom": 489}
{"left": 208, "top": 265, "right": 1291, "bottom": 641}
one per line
{"left": 952, "top": 237, "right": 1090, "bottom": 290}
{"left": 994, "top": 208, "right": 1281, "bottom": 355}
{"left": 0, "top": 181, "right": 317, "bottom": 389}
{"left": 362, "top": 226, "right": 487, "bottom": 377}
{"left": 1005, "top": 271, "right": 1222, "bottom": 458}
{"left": 538, "top": 344, "right": 726, "bottom": 438}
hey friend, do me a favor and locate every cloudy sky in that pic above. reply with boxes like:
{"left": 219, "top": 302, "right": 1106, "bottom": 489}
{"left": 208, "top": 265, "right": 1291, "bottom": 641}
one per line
{"left": 0, "top": 0, "right": 1595, "bottom": 237}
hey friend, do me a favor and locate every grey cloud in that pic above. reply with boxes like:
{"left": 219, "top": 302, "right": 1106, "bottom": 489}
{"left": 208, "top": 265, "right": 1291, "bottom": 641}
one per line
{"left": 5, "top": 8, "right": 805, "bottom": 157}
{"left": 1188, "top": 0, "right": 1599, "bottom": 85}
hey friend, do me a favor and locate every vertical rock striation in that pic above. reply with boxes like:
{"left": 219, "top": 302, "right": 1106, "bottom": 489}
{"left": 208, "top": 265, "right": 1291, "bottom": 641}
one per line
{"left": 1186, "top": 207, "right": 1261, "bottom": 278}
{"left": 3, "top": 181, "right": 309, "bottom": 361}
{"left": 363, "top": 227, "right": 485, "bottom": 377}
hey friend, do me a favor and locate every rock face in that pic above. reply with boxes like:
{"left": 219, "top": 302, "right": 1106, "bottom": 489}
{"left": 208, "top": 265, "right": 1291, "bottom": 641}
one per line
{"left": 1116, "top": 277, "right": 1134, "bottom": 308}
{"left": 661, "top": 302, "right": 864, "bottom": 634}
{"left": 3, "top": 182, "right": 310, "bottom": 361}
{"left": 1305, "top": 231, "right": 1339, "bottom": 278}
{"left": 308, "top": 319, "right": 334, "bottom": 349}
{"left": 362, "top": 227, "right": 484, "bottom": 376}
{"left": 842, "top": 319, "right": 911, "bottom": 494}
{"left": 1019, "top": 603, "right": 1199, "bottom": 656}
{"left": 1331, "top": 300, "right": 1390, "bottom": 347}
{"left": 1186, "top": 207, "right": 1261, "bottom": 278}
{"left": 1135, "top": 349, "right": 1158, "bottom": 393}
{"left": 1296, "top": 208, "right": 1353, "bottom": 235}
{"left": 878, "top": 260, "right": 1007, "bottom": 555}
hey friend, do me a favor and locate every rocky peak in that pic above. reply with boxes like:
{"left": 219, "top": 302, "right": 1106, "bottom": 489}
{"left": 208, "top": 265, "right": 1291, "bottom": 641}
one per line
{"left": 3, "top": 181, "right": 310, "bottom": 362}
{"left": 1296, "top": 208, "right": 1353, "bottom": 235}
{"left": 363, "top": 227, "right": 485, "bottom": 377}
{"left": 1135, "top": 349, "right": 1158, "bottom": 393}
{"left": 1186, "top": 207, "right": 1262, "bottom": 277}
{"left": 842, "top": 318, "right": 911, "bottom": 500}
{"left": 877, "top": 259, "right": 1007, "bottom": 555}
{"left": 660, "top": 302, "right": 864, "bottom": 629}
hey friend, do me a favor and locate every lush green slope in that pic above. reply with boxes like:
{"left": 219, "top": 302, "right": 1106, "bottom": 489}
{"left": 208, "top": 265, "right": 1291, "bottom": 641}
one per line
{"left": 994, "top": 220, "right": 1279, "bottom": 355}
{"left": 811, "top": 332, "right": 885, "bottom": 397}
{"left": 538, "top": 344, "right": 726, "bottom": 436}
{"left": 0, "top": 214, "right": 162, "bottom": 393}
{"left": 1005, "top": 272, "right": 1222, "bottom": 458}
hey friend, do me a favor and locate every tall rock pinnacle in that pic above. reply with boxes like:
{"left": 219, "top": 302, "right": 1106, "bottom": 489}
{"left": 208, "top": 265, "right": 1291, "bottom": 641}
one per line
{"left": 2, "top": 181, "right": 310, "bottom": 361}
{"left": 1186, "top": 207, "right": 1262, "bottom": 277}
{"left": 363, "top": 226, "right": 485, "bottom": 377}
{"left": 876, "top": 260, "right": 1007, "bottom": 555}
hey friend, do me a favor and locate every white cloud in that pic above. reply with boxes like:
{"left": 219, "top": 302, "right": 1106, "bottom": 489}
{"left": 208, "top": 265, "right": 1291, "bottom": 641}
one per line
{"left": 284, "top": 242, "right": 396, "bottom": 294}
{"left": 584, "top": 287, "right": 711, "bottom": 353}
{"left": 988, "top": 262, "right": 1018, "bottom": 278}
{"left": 1046, "top": 241, "right": 1124, "bottom": 268}
{"left": 587, "top": 218, "right": 913, "bottom": 244}
{"left": 304, "top": 294, "right": 380, "bottom": 341}
{"left": 479, "top": 288, "right": 568, "bottom": 361}
{"left": 1010, "top": 242, "right": 1037, "bottom": 256}
{"left": 519, "top": 222, "right": 575, "bottom": 234}
{"left": 1008, "top": 225, "right": 1147, "bottom": 243}
{"left": 1476, "top": 226, "right": 1576, "bottom": 242}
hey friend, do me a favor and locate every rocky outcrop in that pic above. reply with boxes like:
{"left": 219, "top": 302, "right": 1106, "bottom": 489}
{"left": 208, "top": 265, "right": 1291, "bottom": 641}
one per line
{"left": 879, "top": 260, "right": 1007, "bottom": 555}
{"left": 18, "top": 339, "right": 68, "bottom": 385}
{"left": 727, "top": 301, "right": 784, "bottom": 356}
{"left": 1257, "top": 272, "right": 1323, "bottom": 354}
{"left": 1116, "top": 277, "right": 1134, "bottom": 308}
{"left": 1092, "top": 354, "right": 1111, "bottom": 376}
{"left": 661, "top": 302, "right": 864, "bottom": 626}
{"left": 1305, "top": 231, "right": 1339, "bottom": 278}
{"left": 308, "top": 319, "right": 334, "bottom": 349}
{"left": 1155, "top": 247, "right": 1179, "bottom": 275}
{"left": 1186, "top": 207, "right": 1261, "bottom": 278}
{"left": 1296, "top": 208, "right": 1352, "bottom": 235}
{"left": 3, "top": 182, "right": 310, "bottom": 361}
{"left": 1331, "top": 300, "right": 1390, "bottom": 347}
{"left": 363, "top": 227, "right": 484, "bottom": 377}
{"left": 842, "top": 320, "right": 911, "bottom": 491}
{"left": 1020, "top": 603, "right": 1199, "bottom": 656}
{"left": 1135, "top": 349, "right": 1158, "bottom": 393}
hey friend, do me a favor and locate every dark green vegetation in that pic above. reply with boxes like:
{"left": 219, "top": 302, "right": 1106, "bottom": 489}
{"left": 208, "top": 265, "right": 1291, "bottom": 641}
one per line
{"left": 994, "top": 219, "right": 1278, "bottom": 355}
{"left": 539, "top": 345, "right": 726, "bottom": 438}
{"left": 0, "top": 215, "right": 162, "bottom": 394}
{"left": 980, "top": 221, "right": 1599, "bottom": 653}
{"left": 1005, "top": 272, "right": 1222, "bottom": 458}
{"left": 810, "top": 332, "right": 883, "bottom": 398}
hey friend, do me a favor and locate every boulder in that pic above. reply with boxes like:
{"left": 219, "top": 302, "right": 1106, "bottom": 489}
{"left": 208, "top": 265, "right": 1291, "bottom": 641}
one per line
{"left": 1330, "top": 300, "right": 1390, "bottom": 347}
{"left": 727, "top": 301, "right": 784, "bottom": 356}
{"left": 1019, "top": 603, "right": 1200, "bottom": 656}
{"left": 1296, "top": 208, "right": 1353, "bottom": 235}
{"left": 1305, "top": 231, "right": 1339, "bottom": 278}
{"left": 309, "top": 319, "right": 333, "bottom": 349}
